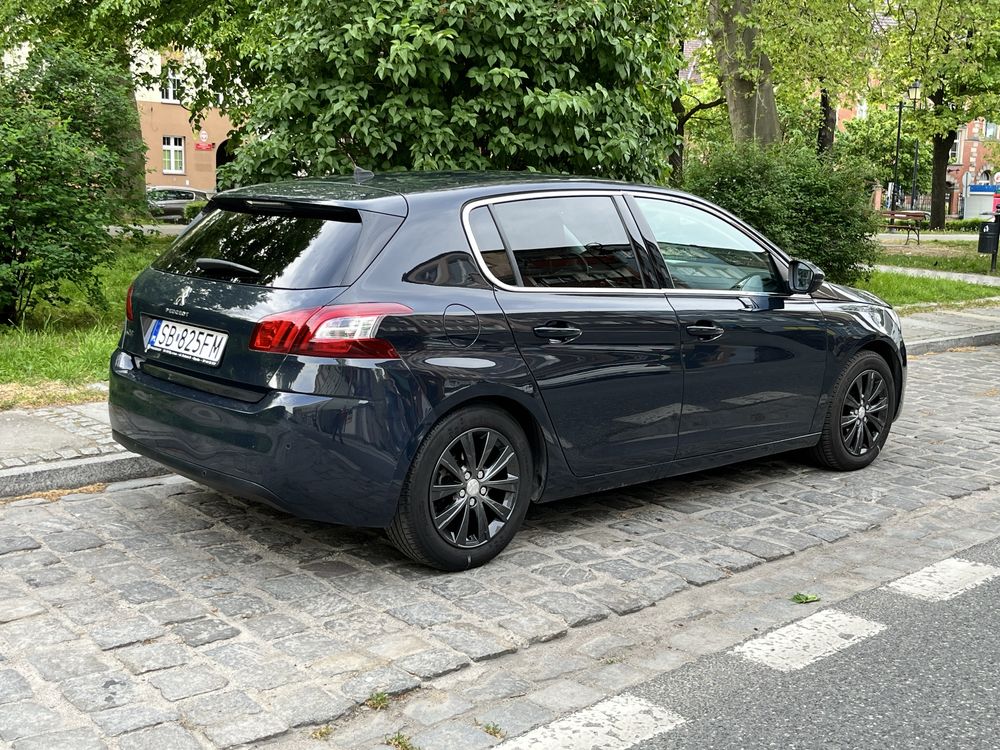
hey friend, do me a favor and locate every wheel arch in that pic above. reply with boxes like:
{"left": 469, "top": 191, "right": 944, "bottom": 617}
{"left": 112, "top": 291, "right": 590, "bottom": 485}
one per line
{"left": 397, "top": 387, "right": 552, "bottom": 504}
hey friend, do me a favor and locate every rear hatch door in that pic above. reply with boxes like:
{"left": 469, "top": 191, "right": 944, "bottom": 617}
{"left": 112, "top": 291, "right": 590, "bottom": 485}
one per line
{"left": 123, "top": 194, "right": 405, "bottom": 392}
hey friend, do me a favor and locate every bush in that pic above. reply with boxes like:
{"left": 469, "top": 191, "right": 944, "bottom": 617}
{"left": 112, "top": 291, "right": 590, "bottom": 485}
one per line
{"left": 183, "top": 200, "right": 208, "bottom": 222}
{"left": 944, "top": 218, "right": 987, "bottom": 232}
{"left": 0, "top": 44, "right": 143, "bottom": 326}
{"left": 683, "top": 143, "right": 880, "bottom": 285}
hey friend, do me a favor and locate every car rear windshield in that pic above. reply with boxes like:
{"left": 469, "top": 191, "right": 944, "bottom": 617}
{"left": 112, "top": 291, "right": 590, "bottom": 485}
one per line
{"left": 152, "top": 203, "right": 374, "bottom": 289}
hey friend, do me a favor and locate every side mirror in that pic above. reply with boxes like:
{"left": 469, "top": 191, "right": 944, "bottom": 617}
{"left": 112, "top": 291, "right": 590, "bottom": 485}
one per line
{"left": 787, "top": 259, "right": 825, "bottom": 295}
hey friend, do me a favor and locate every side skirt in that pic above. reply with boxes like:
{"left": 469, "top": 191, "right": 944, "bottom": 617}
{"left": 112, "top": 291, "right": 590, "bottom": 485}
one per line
{"left": 537, "top": 433, "right": 821, "bottom": 503}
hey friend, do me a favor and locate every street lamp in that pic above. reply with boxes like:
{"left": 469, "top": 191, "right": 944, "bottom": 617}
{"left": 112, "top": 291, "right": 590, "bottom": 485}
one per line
{"left": 890, "top": 80, "right": 922, "bottom": 212}
{"left": 908, "top": 80, "right": 922, "bottom": 209}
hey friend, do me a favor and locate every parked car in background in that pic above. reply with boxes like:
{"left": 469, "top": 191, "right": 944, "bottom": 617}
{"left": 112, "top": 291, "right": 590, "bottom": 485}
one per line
{"left": 147, "top": 186, "right": 212, "bottom": 221}
{"left": 111, "top": 172, "right": 906, "bottom": 570}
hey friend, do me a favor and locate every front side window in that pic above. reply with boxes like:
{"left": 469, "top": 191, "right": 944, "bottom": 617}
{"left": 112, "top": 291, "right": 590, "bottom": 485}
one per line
{"left": 162, "top": 136, "right": 185, "bottom": 174}
{"left": 634, "top": 198, "right": 782, "bottom": 293}
{"left": 485, "top": 196, "right": 643, "bottom": 289}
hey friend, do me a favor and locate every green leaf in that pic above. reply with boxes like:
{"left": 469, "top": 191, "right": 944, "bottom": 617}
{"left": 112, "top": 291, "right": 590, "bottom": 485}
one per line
{"left": 791, "top": 592, "right": 821, "bottom": 604}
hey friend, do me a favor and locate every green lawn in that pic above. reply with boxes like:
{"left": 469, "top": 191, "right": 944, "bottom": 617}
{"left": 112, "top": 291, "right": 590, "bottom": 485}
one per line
{"left": 0, "top": 236, "right": 169, "bottom": 407}
{"left": 881, "top": 252, "right": 996, "bottom": 276}
{"left": 856, "top": 270, "right": 999, "bottom": 307}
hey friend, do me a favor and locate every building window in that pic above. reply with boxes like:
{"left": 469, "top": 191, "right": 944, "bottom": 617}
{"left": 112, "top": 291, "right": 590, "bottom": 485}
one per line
{"left": 986, "top": 122, "right": 1000, "bottom": 140}
{"left": 855, "top": 100, "right": 868, "bottom": 119}
{"left": 160, "top": 69, "right": 182, "bottom": 102}
{"left": 162, "top": 136, "right": 185, "bottom": 174}
{"left": 949, "top": 135, "right": 961, "bottom": 163}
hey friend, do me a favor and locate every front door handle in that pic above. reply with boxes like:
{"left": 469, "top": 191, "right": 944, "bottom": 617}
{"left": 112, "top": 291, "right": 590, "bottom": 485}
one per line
{"left": 533, "top": 323, "right": 583, "bottom": 342}
{"left": 686, "top": 323, "right": 725, "bottom": 340}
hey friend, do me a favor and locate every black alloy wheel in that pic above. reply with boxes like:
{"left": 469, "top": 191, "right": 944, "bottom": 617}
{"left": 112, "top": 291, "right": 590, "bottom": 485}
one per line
{"left": 839, "top": 369, "right": 890, "bottom": 457}
{"left": 813, "top": 350, "right": 895, "bottom": 471}
{"left": 388, "top": 406, "right": 532, "bottom": 570}
{"left": 430, "top": 428, "right": 520, "bottom": 549}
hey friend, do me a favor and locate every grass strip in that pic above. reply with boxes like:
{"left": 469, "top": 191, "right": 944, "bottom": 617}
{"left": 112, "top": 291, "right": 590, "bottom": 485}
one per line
{"left": 0, "top": 236, "right": 169, "bottom": 407}
{"left": 856, "top": 270, "right": 1000, "bottom": 307}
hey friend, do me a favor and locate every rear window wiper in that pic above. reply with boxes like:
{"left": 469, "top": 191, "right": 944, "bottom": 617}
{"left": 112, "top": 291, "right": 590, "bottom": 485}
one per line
{"left": 195, "top": 257, "right": 260, "bottom": 278}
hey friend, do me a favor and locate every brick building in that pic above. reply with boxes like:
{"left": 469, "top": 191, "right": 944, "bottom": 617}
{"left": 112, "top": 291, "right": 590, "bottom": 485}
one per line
{"left": 134, "top": 53, "right": 233, "bottom": 193}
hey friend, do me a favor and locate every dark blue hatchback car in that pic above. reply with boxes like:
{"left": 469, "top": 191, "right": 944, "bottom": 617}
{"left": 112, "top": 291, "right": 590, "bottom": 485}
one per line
{"left": 110, "top": 172, "right": 905, "bottom": 569}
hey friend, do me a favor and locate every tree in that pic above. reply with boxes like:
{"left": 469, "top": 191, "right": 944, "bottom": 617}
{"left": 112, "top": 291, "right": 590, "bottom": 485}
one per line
{"left": 753, "top": 0, "right": 875, "bottom": 154}
{"left": 834, "top": 107, "right": 932, "bottom": 206}
{"left": 16, "top": 45, "right": 147, "bottom": 221}
{"left": 219, "top": 0, "right": 685, "bottom": 185}
{"left": 705, "top": 0, "right": 781, "bottom": 146}
{"left": 0, "top": 45, "right": 135, "bottom": 325}
{"left": 877, "top": 0, "right": 1000, "bottom": 227}
{"left": 0, "top": 0, "right": 257, "bottom": 203}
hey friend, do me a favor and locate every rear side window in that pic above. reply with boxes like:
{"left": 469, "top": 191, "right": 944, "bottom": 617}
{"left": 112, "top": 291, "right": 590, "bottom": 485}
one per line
{"left": 486, "top": 196, "right": 643, "bottom": 289}
{"left": 153, "top": 206, "right": 366, "bottom": 289}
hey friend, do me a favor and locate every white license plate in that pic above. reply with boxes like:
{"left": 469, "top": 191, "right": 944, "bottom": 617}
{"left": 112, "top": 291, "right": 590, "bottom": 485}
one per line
{"left": 145, "top": 319, "right": 228, "bottom": 365}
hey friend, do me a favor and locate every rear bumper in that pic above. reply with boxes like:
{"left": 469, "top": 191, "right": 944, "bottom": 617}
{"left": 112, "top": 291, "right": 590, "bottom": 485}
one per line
{"left": 108, "top": 350, "right": 415, "bottom": 527}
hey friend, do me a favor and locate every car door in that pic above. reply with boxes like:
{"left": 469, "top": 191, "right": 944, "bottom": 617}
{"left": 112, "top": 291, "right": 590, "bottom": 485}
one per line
{"left": 165, "top": 190, "right": 195, "bottom": 217}
{"left": 465, "top": 193, "right": 683, "bottom": 478}
{"left": 627, "top": 194, "right": 828, "bottom": 459}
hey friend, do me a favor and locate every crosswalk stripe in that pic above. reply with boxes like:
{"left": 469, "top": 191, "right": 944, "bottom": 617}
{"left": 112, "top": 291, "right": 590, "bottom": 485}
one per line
{"left": 732, "top": 609, "right": 886, "bottom": 672}
{"left": 886, "top": 557, "right": 1000, "bottom": 602}
{"left": 495, "top": 695, "right": 685, "bottom": 750}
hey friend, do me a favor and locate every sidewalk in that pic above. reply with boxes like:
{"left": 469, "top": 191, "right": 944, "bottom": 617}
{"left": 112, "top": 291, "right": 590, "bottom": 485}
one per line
{"left": 878, "top": 231, "right": 977, "bottom": 243}
{"left": 2, "top": 303, "right": 1000, "bottom": 500}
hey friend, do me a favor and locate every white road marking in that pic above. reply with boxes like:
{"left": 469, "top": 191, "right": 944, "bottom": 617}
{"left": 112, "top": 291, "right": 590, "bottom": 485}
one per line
{"left": 496, "top": 695, "right": 685, "bottom": 750}
{"left": 733, "top": 609, "right": 886, "bottom": 672}
{"left": 886, "top": 557, "right": 1000, "bottom": 602}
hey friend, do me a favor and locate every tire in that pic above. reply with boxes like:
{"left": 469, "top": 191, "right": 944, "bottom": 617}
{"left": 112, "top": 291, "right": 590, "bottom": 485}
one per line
{"left": 812, "top": 350, "right": 895, "bottom": 471}
{"left": 387, "top": 406, "right": 533, "bottom": 571}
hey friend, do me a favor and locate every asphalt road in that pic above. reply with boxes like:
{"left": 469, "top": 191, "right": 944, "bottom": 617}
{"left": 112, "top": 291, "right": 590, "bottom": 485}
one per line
{"left": 627, "top": 537, "right": 1000, "bottom": 750}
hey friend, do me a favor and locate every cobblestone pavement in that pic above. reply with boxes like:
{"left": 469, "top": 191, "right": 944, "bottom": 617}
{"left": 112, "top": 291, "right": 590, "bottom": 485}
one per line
{"left": 1, "top": 347, "right": 999, "bottom": 748}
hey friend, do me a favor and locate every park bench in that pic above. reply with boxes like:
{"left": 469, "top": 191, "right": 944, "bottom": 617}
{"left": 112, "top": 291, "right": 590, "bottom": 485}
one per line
{"left": 880, "top": 209, "right": 929, "bottom": 245}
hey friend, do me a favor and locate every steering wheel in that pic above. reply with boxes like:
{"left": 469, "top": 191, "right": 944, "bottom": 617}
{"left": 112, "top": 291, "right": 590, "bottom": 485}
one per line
{"left": 731, "top": 273, "right": 763, "bottom": 291}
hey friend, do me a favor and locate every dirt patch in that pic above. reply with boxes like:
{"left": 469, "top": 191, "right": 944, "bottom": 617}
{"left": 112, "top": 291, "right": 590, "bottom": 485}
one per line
{"left": 1, "top": 483, "right": 108, "bottom": 505}
{"left": 0, "top": 381, "right": 106, "bottom": 411}
{"left": 878, "top": 240, "right": 978, "bottom": 258}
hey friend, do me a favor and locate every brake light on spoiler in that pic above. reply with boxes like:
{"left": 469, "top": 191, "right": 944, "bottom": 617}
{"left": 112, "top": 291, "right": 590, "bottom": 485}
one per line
{"left": 249, "top": 303, "right": 413, "bottom": 359}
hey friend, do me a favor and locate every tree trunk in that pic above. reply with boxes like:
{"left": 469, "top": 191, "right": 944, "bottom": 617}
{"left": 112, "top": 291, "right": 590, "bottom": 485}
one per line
{"left": 670, "top": 95, "right": 686, "bottom": 186}
{"left": 817, "top": 88, "right": 836, "bottom": 154}
{"left": 930, "top": 129, "right": 956, "bottom": 229}
{"left": 707, "top": 0, "right": 781, "bottom": 145}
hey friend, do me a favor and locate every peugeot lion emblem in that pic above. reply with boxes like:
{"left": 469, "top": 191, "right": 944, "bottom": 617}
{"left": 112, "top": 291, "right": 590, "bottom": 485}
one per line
{"left": 174, "top": 286, "right": 192, "bottom": 306}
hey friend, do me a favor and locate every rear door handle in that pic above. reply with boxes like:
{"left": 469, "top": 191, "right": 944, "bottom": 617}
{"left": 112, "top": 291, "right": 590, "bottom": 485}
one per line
{"left": 686, "top": 323, "right": 725, "bottom": 340}
{"left": 533, "top": 323, "right": 583, "bottom": 342}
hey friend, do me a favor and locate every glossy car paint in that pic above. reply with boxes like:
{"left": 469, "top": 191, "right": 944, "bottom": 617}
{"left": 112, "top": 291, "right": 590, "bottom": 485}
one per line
{"left": 110, "top": 172, "right": 906, "bottom": 528}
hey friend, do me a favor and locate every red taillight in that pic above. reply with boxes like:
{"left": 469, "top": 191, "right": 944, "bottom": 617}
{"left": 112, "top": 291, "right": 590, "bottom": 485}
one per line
{"left": 249, "top": 303, "right": 413, "bottom": 359}
{"left": 249, "top": 308, "right": 315, "bottom": 353}
{"left": 125, "top": 283, "right": 135, "bottom": 321}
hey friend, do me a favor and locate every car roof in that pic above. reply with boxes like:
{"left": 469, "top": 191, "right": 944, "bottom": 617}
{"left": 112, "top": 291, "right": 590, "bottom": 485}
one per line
{"left": 147, "top": 186, "right": 209, "bottom": 193}
{"left": 218, "top": 171, "right": 685, "bottom": 217}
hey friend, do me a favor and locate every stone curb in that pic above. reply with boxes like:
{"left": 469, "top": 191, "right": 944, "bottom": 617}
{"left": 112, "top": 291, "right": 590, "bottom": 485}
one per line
{"left": 0, "top": 451, "right": 169, "bottom": 498}
{"left": 907, "top": 331, "right": 1000, "bottom": 356}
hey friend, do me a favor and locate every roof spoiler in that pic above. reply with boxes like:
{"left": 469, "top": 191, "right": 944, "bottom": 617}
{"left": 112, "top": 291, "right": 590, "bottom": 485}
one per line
{"left": 208, "top": 196, "right": 362, "bottom": 223}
